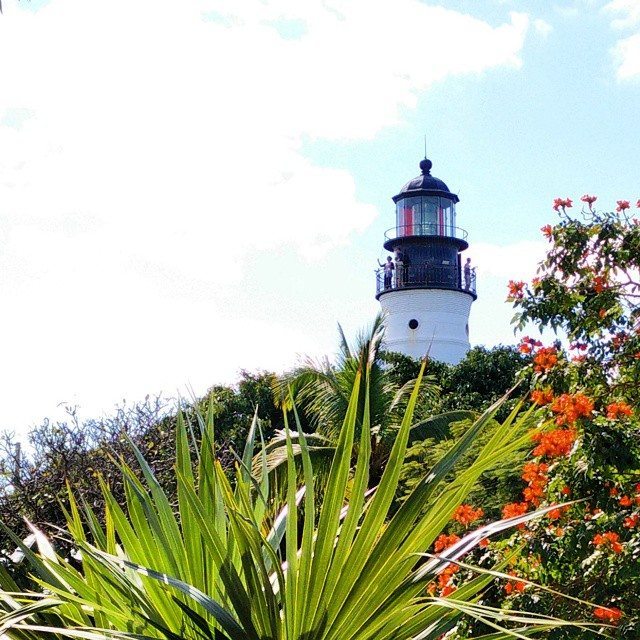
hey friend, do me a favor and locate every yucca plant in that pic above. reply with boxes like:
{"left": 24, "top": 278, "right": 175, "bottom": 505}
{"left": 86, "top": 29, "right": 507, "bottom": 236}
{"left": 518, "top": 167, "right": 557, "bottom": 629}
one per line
{"left": 0, "top": 363, "right": 597, "bottom": 639}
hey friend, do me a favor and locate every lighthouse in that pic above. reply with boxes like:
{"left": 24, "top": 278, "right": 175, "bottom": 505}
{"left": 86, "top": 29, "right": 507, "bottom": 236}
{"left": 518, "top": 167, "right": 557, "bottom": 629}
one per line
{"left": 376, "top": 157, "right": 477, "bottom": 364}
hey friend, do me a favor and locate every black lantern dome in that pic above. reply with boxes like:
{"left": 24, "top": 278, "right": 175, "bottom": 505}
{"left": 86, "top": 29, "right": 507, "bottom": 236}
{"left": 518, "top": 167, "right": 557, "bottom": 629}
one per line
{"left": 393, "top": 158, "right": 460, "bottom": 204}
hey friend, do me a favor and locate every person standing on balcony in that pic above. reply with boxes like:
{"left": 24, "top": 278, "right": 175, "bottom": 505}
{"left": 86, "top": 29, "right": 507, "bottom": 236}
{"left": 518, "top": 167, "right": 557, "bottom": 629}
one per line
{"left": 378, "top": 256, "right": 394, "bottom": 289}
{"left": 464, "top": 257, "right": 472, "bottom": 290}
{"left": 394, "top": 248, "right": 404, "bottom": 287}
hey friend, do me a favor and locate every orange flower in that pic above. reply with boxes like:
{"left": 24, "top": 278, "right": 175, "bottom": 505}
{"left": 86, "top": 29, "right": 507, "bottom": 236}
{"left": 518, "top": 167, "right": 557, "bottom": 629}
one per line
{"left": 619, "top": 495, "right": 632, "bottom": 507}
{"left": 593, "top": 275, "right": 608, "bottom": 293}
{"left": 531, "top": 388, "right": 554, "bottom": 406}
{"left": 541, "top": 224, "right": 553, "bottom": 239}
{"left": 561, "top": 486, "right": 571, "bottom": 496}
{"left": 592, "top": 531, "right": 623, "bottom": 553}
{"left": 502, "top": 502, "right": 529, "bottom": 527}
{"left": 519, "top": 336, "right": 542, "bottom": 354}
{"left": 504, "top": 572, "right": 526, "bottom": 595}
{"left": 611, "top": 332, "right": 627, "bottom": 349}
{"left": 549, "top": 393, "right": 593, "bottom": 426}
{"left": 616, "top": 200, "right": 630, "bottom": 212}
{"left": 452, "top": 504, "right": 484, "bottom": 527}
{"left": 593, "top": 607, "right": 623, "bottom": 623}
{"left": 533, "top": 347, "right": 558, "bottom": 373}
{"left": 434, "top": 533, "right": 461, "bottom": 552}
{"left": 507, "top": 280, "right": 526, "bottom": 300}
{"left": 531, "top": 428, "right": 577, "bottom": 458}
{"left": 606, "top": 402, "right": 633, "bottom": 420}
{"left": 623, "top": 514, "right": 639, "bottom": 528}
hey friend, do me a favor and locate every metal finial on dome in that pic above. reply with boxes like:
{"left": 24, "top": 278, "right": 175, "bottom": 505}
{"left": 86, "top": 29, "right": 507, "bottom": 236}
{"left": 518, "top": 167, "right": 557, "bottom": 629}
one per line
{"left": 419, "top": 157, "right": 432, "bottom": 175}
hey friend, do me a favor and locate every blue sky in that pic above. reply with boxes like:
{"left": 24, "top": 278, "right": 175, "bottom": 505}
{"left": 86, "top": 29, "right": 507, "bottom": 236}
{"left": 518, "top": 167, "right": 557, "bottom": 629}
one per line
{"left": 0, "top": 0, "right": 639, "bottom": 432}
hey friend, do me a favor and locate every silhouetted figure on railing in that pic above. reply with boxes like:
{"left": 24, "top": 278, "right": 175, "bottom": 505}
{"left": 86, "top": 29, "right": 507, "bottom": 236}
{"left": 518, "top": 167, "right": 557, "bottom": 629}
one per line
{"left": 394, "top": 248, "right": 404, "bottom": 287}
{"left": 378, "top": 256, "right": 394, "bottom": 289}
{"left": 463, "top": 257, "right": 472, "bottom": 290}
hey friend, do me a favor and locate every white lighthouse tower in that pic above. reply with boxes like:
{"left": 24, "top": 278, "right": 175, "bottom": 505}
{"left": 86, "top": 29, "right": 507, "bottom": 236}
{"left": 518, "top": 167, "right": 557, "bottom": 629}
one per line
{"left": 376, "top": 157, "right": 476, "bottom": 364}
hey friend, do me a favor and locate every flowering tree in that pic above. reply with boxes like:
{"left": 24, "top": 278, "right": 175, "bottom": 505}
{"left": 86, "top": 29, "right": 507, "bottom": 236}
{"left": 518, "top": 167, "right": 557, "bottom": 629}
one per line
{"left": 497, "top": 196, "right": 640, "bottom": 638}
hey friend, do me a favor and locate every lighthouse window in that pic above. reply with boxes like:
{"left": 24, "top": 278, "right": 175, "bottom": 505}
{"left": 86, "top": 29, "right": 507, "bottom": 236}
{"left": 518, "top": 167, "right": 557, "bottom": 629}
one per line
{"left": 422, "top": 197, "right": 439, "bottom": 234}
{"left": 399, "top": 197, "right": 421, "bottom": 236}
{"left": 396, "top": 197, "right": 456, "bottom": 238}
{"left": 440, "top": 199, "right": 456, "bottom": 236}
{"left": 408, "top": 319, "right": 419, "bottom": 330}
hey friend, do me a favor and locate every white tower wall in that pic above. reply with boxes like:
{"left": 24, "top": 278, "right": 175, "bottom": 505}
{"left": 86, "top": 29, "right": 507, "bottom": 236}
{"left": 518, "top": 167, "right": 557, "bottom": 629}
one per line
{"left": 379, "top": 288, "right": 472, "bottom": 364}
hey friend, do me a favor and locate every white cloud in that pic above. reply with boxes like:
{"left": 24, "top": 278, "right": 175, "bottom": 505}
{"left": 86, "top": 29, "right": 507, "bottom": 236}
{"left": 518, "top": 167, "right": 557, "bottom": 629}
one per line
{"left": 470, "top": 240, "right": 547, "bottom": 281}
{"left": 605, "top": 0, "right": 640, "bottom": 30}
{"left": 604, "top": 0, "right": 640, "bottom": 79}
{"left": 0, "top": 0, "right": 531, "bottom": 430}
{"left": 533, "top": 18, "right": 553, "bottom": 37}
{"left": 611, "top": 33, "right": 640, "bottom": 79}
{"left": 467, "top": 240, "right": 547, "bottom": 349}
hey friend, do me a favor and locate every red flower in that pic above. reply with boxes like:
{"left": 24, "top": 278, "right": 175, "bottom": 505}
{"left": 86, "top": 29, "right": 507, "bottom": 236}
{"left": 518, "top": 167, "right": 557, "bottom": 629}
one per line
{"left": 541, "top": 224, "right": 553, "bottom": 239}
{"left": 619, "top": 495, "right": 632, "bottom": 507}
{"left": 593, "top": 607, "right": 623, "bottom": 623}
{"left": 552, "top": 197, "right": 573, "bottom": 211}
{"left": 593, "top": 275, "right": 608, "bottom": 293}
{"left": 507, "top": 280, "right": 526, "bottom": 300}
{"left": 504, "top": 572, "right": 526, "bottom": 595}
{"left": 519, "top": 336, "right": 542, "bottom": 354}
{"left": 616, "top": 200, "right": 630, "bottom": 212}
{"left": 623, "top": 514, "right": 639, "bottom": 528}
{"left": 636, "top": 199, "right": 640, "bottom": 208}
{"left": 581, "top": 194, "right": 597, "bottom": 210}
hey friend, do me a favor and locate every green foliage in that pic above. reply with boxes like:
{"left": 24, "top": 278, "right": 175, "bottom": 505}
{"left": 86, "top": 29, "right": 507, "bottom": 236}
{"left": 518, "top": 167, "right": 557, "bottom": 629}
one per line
{"left": 0, "top": 371, "right": 282, "bottom": 559}
{"left": 399, "top": 416, "right": 531, "bottom": 520}
{"left": 499, "top": 202, "right": 640, "bottom": 638}
{"left": 0, "top": 367, "right": 591, "bottom": 639}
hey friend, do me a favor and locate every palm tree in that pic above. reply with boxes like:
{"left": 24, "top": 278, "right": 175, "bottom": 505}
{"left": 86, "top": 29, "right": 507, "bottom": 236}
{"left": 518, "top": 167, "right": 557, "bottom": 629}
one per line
{"left": 263, "top": 314, "right": 475, "bottom": 485}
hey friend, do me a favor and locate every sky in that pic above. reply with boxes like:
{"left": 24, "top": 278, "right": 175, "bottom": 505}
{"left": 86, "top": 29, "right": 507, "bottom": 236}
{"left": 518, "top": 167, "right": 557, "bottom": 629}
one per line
{"left": 1, "top": 0, "right": 639, "bottom": 433}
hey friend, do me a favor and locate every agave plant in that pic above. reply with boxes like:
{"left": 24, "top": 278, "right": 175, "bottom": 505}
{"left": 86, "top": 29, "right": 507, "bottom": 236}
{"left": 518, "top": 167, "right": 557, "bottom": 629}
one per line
{"left": 0, "top": 363, "right": 596, "bottom": 639}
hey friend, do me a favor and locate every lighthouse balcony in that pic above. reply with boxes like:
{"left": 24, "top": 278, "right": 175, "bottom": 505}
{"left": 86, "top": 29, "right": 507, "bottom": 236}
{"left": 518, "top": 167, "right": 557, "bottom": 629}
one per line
{"left": 375, "top": 264, "right": 477, "bottom": 299}
{"left": 384, "top": 224, "right": 468, "bottom": 243}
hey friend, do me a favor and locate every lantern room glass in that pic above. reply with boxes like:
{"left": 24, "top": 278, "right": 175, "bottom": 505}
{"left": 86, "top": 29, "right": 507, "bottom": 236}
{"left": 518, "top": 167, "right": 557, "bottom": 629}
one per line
{"left": 396, "top": 196, "right": 456, "bottom": 237}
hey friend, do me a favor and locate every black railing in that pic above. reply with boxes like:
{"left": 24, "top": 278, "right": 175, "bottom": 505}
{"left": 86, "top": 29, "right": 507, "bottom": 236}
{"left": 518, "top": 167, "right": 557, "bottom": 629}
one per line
{"left": 384, "top": 224, "right": 468, "bottom": 242}
{"left": 376, "top": 264, "right": 477, "bottom": 297}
